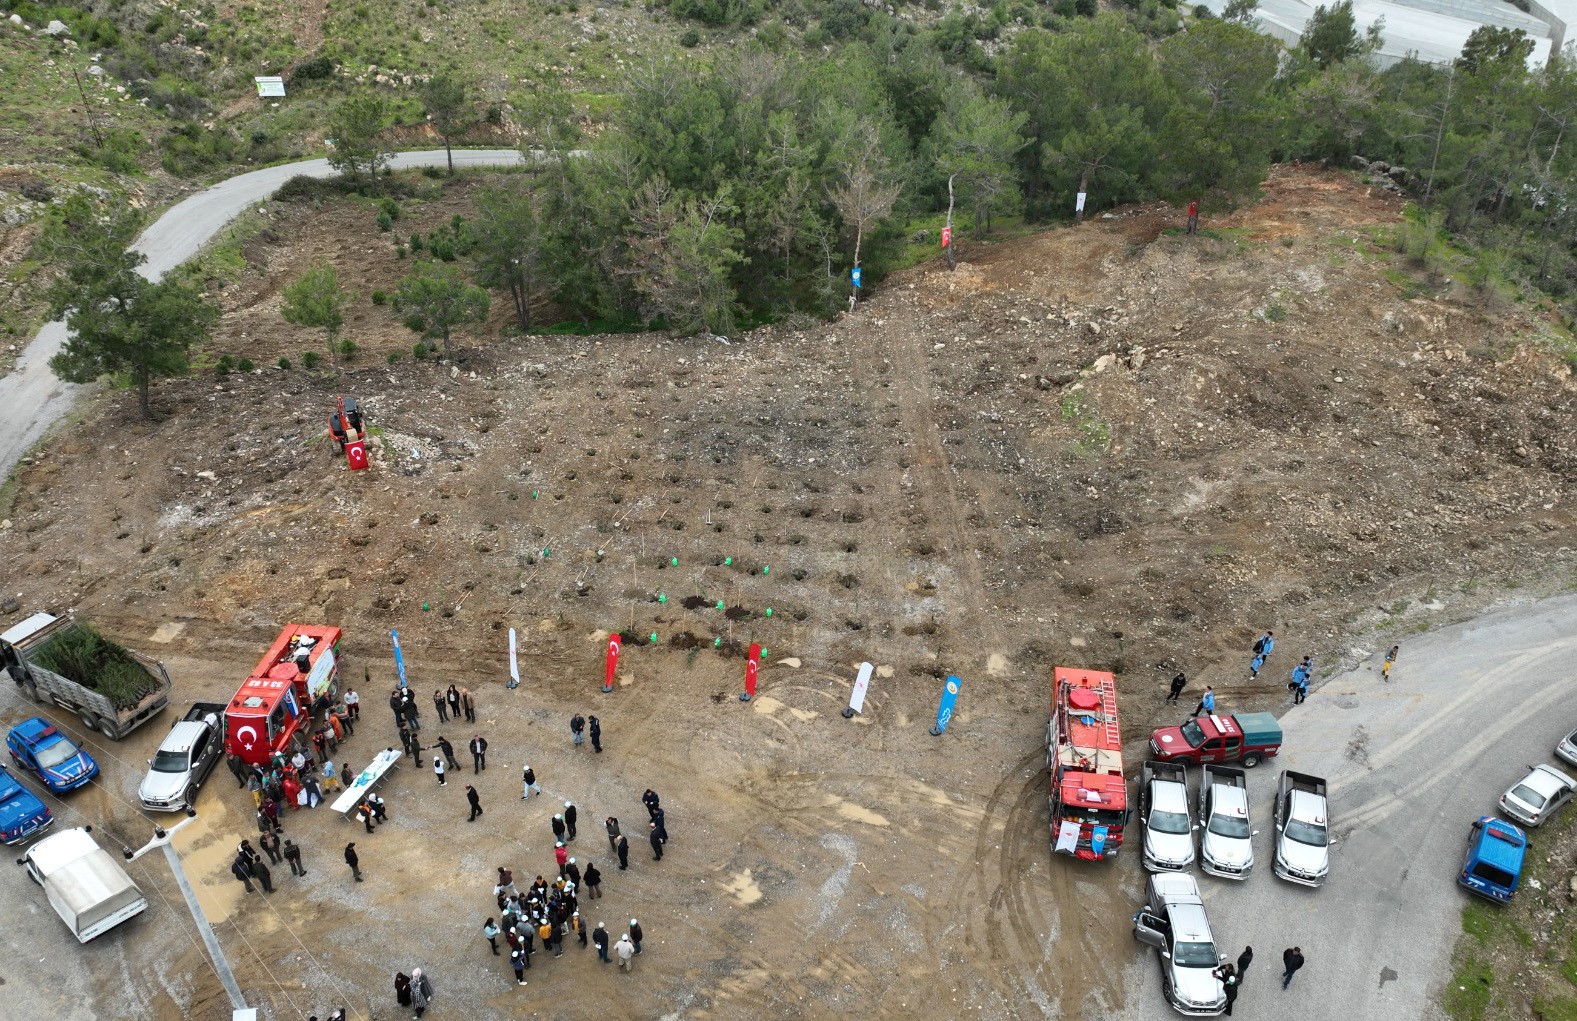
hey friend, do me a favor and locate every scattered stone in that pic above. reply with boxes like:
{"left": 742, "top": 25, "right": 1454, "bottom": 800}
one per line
{"left": 43, "top": 18, "right": 68, "bottom": 35}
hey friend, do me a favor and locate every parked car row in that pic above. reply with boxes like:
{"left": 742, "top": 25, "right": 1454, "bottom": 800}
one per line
{"left": 1457, "top": 726, "right": 1577, "bottom": 905}
{"left": 1138, "top": 761, "right": 1330, "bottom": 888}
{"left": 1132, "top": 761, "right": 1330, "bottom": 1015}
{"left": 0, "top": 700, "right": 228, "bottom": 849}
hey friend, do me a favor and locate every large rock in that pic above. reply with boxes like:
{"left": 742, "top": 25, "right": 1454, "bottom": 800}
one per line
{"left": 43, "top": 18, "right": 68, "bottom": 35}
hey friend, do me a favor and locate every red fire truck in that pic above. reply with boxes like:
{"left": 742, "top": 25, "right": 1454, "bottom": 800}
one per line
{"left": 1047, "top": 666, "right": 1129, "bottom": 861}
{"left": 224, "top": 625, "right": 343, "bottom": 766}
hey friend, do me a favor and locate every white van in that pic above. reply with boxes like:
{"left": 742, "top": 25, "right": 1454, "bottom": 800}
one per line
{"left": 17, "top": 826, "right": 148, "bottom": 942}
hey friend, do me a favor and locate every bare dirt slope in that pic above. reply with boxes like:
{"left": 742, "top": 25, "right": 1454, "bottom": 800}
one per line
{"left": 0, "top": 164, "right": 1574, "bottom": 1020}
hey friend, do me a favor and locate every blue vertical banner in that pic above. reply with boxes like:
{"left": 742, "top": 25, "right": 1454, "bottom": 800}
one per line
{"left": 851, "top": 266, "right": 862, "bottom": 289}
{"left": 929, "top": 674, "right": 962, "bottom": 736}
{"left": 391, "top": 629, "right": 408, "bottom": 690}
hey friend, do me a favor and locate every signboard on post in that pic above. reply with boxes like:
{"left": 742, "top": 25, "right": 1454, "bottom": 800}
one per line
{"left": 851, "top": 266, "right": 862, "bottom": 289}
{"left": 844, "top": 661, "right": 873, "bottom": 718}
{"left": 254, "top": 76, "right": 285, "bottom": 98}
{"left": 391, "top": 629, "right": 408, "bottom": 690}
{"left": 929, "top": 674, "right": 962, "bottom": 736}
{"left": 305, "top": 646, "right": 337, "bottom": 700}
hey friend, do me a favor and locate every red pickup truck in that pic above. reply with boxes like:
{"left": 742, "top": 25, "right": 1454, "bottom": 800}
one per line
{"left": 1149, "top": 712, "right": 1283, "bottom": 769}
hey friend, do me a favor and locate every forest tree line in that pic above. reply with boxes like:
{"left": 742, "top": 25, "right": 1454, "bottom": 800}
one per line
{"left": 40, "top": 2, "right": 1577, "bottom": 417}
{"left": 362, "top": 5, "right": 1574, "bottom": 334}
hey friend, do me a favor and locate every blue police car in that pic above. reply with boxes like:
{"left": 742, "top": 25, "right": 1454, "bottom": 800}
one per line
{"left": 0, "top": 762, "right": 52, "bottom": 844}
{"left": 1458, "top": 815, "right": 1527, "bottom": 904}
{"left": 6, "top": 718, "right": 99, "bottom": 794}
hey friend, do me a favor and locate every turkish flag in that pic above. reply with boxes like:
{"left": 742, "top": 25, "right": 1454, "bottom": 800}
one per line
{"left": 603, "top": 634, "right": 621, "bottom": 692}
{"left": 941, "top": 226, "right": 951, "bottom": 248}
{"left": 345, "top": 439, "right": 369, "bottom": 471}
{"left": 745, "top": 643, "right": 761, "bottom": 699}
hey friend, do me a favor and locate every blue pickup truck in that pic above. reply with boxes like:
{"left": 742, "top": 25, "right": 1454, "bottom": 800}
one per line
{"left": 1458, "top": 815, "right": 1527, "bottom": 904}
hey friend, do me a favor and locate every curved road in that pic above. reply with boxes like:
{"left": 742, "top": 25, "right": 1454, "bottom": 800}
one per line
{"left": 0, "top": 149, "right": 527, "bottom": 481}
{"left": 1115, "top": 592, "right": 1577, "bottom": 1020}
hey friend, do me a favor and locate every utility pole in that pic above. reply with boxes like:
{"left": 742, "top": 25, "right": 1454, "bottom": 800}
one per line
{"left": 125, "top": 812, "right": 255, "bottom": 1021}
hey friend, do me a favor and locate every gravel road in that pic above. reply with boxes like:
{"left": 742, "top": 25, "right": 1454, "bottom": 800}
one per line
{"left": 0, "top": 149, "right": 527, "bottom": 484}
{"left": 1117, "top": 591, "right": 1577, "bottom": 1019}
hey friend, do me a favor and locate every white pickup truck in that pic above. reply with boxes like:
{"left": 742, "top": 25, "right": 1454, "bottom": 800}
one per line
{"left": 1199, "top": 764, "right": 1255, "bottom": 880}
{"left": 16, "top": 825, "right": 148, "bottom": 942}
{"left": 1141, "top": 760, "right": 1196, "bottom": 873}
{"left": 1273, "top": 770, "right": 1331, "bottom": 887}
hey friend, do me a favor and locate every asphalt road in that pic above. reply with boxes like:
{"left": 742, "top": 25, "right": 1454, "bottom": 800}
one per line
{"left": 1116, "top": 592, "right": 1577, "bottom": 1020}
{"left": 0, "top": 149, "right": 527, "bottom": 484}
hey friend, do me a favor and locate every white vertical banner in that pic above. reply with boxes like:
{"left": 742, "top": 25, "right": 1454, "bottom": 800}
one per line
{"left": 508, "top": 628, "right": 520, "bottom": 688}
{"left": 849, "top": 662, "right": 873, "bottom": 715}
{"left": 1075, "top": 192, "right": 1087, "bottom": 213}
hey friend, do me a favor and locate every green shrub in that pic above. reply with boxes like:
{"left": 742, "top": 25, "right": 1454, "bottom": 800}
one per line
{"left": 278, "top": 357, "right": 292, "bottom": 370}
{"left": 396, "top": 246, "right": 407, "bottom": 259}
{"left": 214, "top": 354, "right": 235, "bottom": 375}
{"left": 377, "top": 210, "right": 394, "bottom": 231}
{"left": 388, "top": 351, "right": 403, "bottom": 364}
{"left": 371, "top": 289, "right": 388, "bottom": 305}
{"left": 413, "top": 341, "right": 429, "bottom": 359}
{"left": 30, "top": 621, "right": 158, "bottom": 709}
{"left": 291, "top": 56, "right": 336, "bottom": 83}
{"left": 338, "top": 338, "right": 359, "bottom": 358}
{"left": 421, "top": 166, "right": 445, "bottom": 180}
{"left": 80, "top": 127, "right": 145, "bottom": 174}
{"left": 238, "top": 358, "right": 255, "bottom": 372}
{"left": 303, "top": 351, "right": 322, "bottom": 369}
{"left": 680, "top": 28, "right": 701, "bottom": 45}
{"left": 410, "top": 234, "right": 424, "bottom": 252}
{"left": 379, "top": 197, "right": 402, "bottom": 220}
{"left": 161, "top": 123, "right": 242, "bottom": 178}
{"left": 276, "top": 175, "right": 356, "bottom": 202}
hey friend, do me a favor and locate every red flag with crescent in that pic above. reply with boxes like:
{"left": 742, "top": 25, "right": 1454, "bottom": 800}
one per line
{"left": 345, "top": 438, "right": 369, "bottom": 471}
{"left": 604, "top": 634, "right": 622, "bottom": 692}
{"left": 941, "top": 226, "right": 951, "bottom": 248}
{"left": 745, "top": 643, "right": 761, "bottom": 699}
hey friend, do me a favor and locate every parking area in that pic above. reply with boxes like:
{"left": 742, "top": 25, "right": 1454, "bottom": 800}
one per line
{"left": 1117, "top": 593, "right": 1577, "bottom": 1019}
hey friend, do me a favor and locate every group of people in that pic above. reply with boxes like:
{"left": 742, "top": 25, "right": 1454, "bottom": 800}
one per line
{"left": 389, "top": 685, "right": 472, "bottom": 732}
{"left": 478, "top": 826, "right": 659, "bottom": 986}
{"left": 230, "top": 834, "right": 307, "bottom": 893}
{"left": 1210, "top": 945, "right": 1307, "bottom": 1015}
{"left": 431, "top": 684, "right": 478, "bottom": 725}
{"left": 227, "top": 692, "right": 366, "bottom": 834}
{"left": 393, "top": 969, "right": 435, "bottom": 1018}
{"left": 466, "top": 747, "right": 671, "bottom": 994}
{"left": 1162, "top": 628, "right": 1363, "bottom": 713}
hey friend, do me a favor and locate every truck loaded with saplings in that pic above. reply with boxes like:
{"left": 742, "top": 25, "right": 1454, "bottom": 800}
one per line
{"left": 0, "top": 613, "right": 172, "bottom": 739}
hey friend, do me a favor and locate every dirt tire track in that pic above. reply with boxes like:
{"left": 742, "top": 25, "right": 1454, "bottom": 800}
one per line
{"left": 849, "top": 299, "right": 993, "bottom": 656}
